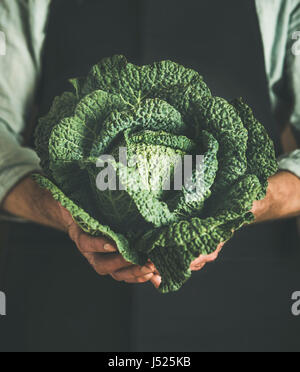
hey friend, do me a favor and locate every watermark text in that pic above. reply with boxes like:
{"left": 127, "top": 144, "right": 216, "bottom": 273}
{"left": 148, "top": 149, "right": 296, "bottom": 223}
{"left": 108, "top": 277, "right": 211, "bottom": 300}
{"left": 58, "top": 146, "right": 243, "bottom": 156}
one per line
{"left": 291, "top": 291, "right": 300, "bottom": 316}
{"left": 96, "top": 147, "right": 205, "bottom": 201}
{"left": 0, "top": 291, "right": 6, "bottom": 316}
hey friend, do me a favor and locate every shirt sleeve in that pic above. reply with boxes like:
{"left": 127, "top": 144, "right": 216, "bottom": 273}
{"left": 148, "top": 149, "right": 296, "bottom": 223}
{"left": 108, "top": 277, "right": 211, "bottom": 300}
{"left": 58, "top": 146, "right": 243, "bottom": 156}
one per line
{"left": 278, "top": 0, "right": 300, "bottom": 175}
{"left": 0, "top": 0, "right": 50, "bottom": 205}
{"left": 278, "top": 150, "right": 300, "bottom": 177}
{"left": 287, "top": 0, "right": 300, "bottom": 130}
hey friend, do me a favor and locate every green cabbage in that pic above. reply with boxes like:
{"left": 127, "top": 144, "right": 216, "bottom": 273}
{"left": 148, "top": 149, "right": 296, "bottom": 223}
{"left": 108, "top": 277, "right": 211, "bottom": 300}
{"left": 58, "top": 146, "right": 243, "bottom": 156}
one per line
{"left": 34, "top": 55, "right": 278, "bottom": 293}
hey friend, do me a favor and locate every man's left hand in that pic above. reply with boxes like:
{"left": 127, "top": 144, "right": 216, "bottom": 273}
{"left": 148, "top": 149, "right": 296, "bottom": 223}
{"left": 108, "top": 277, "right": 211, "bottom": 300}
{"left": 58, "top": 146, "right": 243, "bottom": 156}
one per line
{"left": 190, "top": 242, "right": 225, "bottom": 272}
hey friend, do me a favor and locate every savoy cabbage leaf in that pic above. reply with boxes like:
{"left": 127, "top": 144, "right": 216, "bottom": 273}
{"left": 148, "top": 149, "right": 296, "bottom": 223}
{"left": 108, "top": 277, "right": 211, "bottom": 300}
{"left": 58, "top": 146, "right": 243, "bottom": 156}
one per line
{"left": 34, "top": 55, "right": 278, "bottom": 293}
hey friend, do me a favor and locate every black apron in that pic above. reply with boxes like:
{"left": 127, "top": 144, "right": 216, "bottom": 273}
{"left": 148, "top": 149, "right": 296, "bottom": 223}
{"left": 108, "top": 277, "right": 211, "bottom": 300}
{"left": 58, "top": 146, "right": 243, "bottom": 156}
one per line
{"left": 2, "top": 0, "right": 299, "bottom": 352}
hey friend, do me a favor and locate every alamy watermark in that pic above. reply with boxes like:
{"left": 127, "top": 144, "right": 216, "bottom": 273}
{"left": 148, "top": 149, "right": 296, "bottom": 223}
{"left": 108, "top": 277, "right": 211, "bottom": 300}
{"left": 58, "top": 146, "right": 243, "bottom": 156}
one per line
{"left": 0, "top": 291, "right": 6, "bottom": 316}
{"left": 292, "top": 31, "right": 300, "bottom": 56}
{"left": 0, "top": 31, "right": 6, "bottom": 56}
{"left": 291, "top": 291, "right": 300, "bottom": 316}
{"left": 95, "top": 147, "right": 205, "bottom": 200}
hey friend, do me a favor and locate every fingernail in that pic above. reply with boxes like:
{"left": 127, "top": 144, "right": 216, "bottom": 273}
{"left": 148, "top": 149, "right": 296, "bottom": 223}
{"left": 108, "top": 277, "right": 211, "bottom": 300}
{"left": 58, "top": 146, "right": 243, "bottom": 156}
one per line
{"left": 104, "top": 244, "right": 115, "bottom": 251}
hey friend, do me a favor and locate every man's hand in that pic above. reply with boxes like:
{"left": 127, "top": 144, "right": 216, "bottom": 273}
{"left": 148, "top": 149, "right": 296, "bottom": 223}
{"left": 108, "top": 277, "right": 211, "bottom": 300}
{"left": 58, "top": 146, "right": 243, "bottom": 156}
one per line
{"left": 190, "top": 171, "right": 300, "bottom": 272}
{"left": 251, "top": 171, "right": 300, "bottom": 222}
{"left": 190, "top": 242, "right": 225, "bottom": 272}
{"left": 60, "top": 205, "right": 159, "bottom": 285}
{"left": 2, "top": 176, "right": 160, "bottom": 286}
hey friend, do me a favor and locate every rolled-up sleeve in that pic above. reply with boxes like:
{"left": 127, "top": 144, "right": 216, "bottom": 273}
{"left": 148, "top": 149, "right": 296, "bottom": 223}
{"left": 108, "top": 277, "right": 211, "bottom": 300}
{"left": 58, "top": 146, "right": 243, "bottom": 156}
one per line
{"left": 288, "top": 0, "right": 300, "bottom": 130}
{"left": 0, "top": 0, "right": 50, "bottom": 204}
{"left": 0, "top": 122, "right": 41, "bottom": 202}
{"left": 278, "top": 0, "right": 300, "bottom": 175}
{"left": 278, "top": 150, "right": 300, "bottom": 177}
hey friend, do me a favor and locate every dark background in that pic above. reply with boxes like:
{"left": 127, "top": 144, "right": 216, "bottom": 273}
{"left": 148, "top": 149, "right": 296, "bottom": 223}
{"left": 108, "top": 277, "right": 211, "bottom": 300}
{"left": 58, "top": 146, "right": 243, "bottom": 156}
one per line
{"left": 0, "top": 0, "right": 300, "bottom": 352}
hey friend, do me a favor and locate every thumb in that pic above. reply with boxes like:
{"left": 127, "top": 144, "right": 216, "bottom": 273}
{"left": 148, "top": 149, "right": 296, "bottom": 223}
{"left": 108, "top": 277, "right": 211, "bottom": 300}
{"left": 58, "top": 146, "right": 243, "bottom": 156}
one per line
{"left": 77, "top": 232, "right": 117, "bottom": 254}
{"left": 60, "top": 204, "right": 117, "bottom": 254}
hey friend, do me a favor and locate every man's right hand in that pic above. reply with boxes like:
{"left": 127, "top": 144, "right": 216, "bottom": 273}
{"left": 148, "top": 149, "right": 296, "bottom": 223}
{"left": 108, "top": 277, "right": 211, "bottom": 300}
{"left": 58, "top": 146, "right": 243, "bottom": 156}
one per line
{"left": 2, "top": 176, "right": 160, "bottom": 286}
{"left": 59, "top": 204, "right": 159, "bottom": 284}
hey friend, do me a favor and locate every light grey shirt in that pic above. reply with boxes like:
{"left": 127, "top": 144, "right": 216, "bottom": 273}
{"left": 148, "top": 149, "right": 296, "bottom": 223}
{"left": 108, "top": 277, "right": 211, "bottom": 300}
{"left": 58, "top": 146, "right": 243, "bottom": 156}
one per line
{"left": 0, "top": 0, "right": 300, "bottom": 207}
